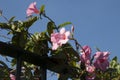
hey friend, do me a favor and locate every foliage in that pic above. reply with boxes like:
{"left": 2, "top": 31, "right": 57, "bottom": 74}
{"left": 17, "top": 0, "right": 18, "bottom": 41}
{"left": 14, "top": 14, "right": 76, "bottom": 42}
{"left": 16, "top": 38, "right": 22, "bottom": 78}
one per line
{"left": 0, "top": 2, "right": 120, "bottom": 80}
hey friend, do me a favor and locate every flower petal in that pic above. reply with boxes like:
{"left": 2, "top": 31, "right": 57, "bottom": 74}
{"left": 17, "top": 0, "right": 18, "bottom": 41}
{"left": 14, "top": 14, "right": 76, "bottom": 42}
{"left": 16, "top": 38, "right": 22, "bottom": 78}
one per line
{"left": 60, "top": 28, "right": 65, "bottom": 34}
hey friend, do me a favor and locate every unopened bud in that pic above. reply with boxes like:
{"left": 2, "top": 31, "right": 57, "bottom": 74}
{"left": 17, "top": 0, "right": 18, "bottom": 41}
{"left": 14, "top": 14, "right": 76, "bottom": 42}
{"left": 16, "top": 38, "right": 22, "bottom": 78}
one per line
{"left": 0, "top": 9, "right": 2, "bottom": 16}
{"left": 71, "top": 25, "right": 74, "bottom": 33}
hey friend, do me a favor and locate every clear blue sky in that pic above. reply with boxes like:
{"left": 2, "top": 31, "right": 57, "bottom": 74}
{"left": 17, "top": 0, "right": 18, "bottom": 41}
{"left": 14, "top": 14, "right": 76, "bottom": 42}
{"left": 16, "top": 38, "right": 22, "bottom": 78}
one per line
{"left": 0, "top": 0, "right": 120, "bottom": 80}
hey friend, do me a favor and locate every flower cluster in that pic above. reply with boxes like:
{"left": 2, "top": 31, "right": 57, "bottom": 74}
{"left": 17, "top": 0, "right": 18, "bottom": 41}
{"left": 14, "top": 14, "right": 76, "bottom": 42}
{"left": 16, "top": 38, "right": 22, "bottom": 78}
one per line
{"left": 51, "top": 28, "right": 70, "bottom": 50}
{"left": 80, "top": 45, "right": 110, "bottom": 80}
{"left": 0, "top": 1, "right": 120, "bottom": 80}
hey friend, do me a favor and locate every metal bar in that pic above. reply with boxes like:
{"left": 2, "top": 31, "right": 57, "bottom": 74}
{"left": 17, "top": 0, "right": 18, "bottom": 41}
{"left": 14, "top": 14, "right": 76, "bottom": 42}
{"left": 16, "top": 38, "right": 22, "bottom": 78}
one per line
{"left": 41, "top": 66, "right": 47, "bottom": 80}
{"left": 16, "top": 54, "right": 22, "bottom": 80}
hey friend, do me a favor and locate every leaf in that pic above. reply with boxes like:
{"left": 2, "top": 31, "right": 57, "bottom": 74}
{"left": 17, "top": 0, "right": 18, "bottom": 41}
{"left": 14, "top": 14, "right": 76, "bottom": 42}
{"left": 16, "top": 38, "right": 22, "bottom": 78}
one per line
{"left": 0, "top": 60, "right": 10, "bottom": 79}
{"left": 11, "top": 32, "right": 28, "bottom": 48}
{"left": 58, "top": 22, "right": 72, "bottom": 29}
{"left": 95, "top": 47, "right": 101, "bottom": 51}
{"left": 22, "top": 16, "right": 38, "bottom": 29}
{"left": 26, "top": 32, "right": 48, "bottom": 55}
{"left": 112, "top": 56, "right": 118, "bottom": 62}
{"left": 11, "top": 59, "right": 16, "bottom": 67}
{"left": 9, "top": 16, "right": 15, "bottom": 23}
{"left": 0, "top": 22, "right": 11, "bottom": 30}
{"left": 40, "top": 5, "right": 45, "bottom": 14}
{"left": 0, "top": 60, "right": 9, "bottom": 69}
{"left": 62, "top": 43, "right": 80, "bottom": 61}
{"left": 47, "top": 22, "right": 55, "bottom": 36}
{"left": 110, "top": 56, "right": 118, "bottom": 68}
{"left": 51, "top": 43, "right": 80, "bottom": 63}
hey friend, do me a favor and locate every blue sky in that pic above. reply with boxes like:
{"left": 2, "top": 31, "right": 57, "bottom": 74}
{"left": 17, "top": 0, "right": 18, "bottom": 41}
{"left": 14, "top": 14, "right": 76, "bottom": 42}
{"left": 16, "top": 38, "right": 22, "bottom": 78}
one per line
{"left": 0, "top": 0, "right": 120, "bottom": 80}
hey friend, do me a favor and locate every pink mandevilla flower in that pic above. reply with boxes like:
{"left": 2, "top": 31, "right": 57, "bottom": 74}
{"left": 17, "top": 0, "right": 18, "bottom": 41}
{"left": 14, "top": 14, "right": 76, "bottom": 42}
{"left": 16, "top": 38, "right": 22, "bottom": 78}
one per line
{"left": 86, "top": 65, "right": 95, "bottom": 73}
{"left": 86, "top": 65, "right": 96, "bottom": 80}
{"left": 51, "top": 28, "right": 70, "bottom": 50}
{"left": 10, "top": 74, "right": 16, "bottom": 80}
{"left": 93, "top": 51, "right": 110, "bottom": 71}
{"left": 80, "top": 45, "right": 91, "bottom": 65}
{"left": 26, "top": 2, "right": 40, "bottom": 16}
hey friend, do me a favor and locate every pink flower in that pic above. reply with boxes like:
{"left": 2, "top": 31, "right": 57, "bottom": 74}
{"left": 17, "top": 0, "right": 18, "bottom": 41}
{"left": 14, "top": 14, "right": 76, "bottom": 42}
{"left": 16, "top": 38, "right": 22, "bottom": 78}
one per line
{"left": 86, "top": 74, "right": 95, "bottom": 80}
{"left": 93, "top": 51, "right": 110, "bottom": 71}
{"left": 51, "top": 28, "right": 70, "bottom": 50}
{"left": 26, "top": 2, "right": 40, "bottom": 16}
{"left": 86, "top": 65, "right": 95, "bottom": 73}
{"left": 10, "top": 74, "right": 16, "bottom": 80}
{"left": 80, "top": 45, "right": 91, "bottom": 65}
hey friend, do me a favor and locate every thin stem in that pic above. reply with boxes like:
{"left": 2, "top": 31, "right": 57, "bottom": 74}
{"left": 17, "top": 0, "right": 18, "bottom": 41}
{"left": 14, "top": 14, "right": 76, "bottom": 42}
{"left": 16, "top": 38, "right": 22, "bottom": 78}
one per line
{"left": 42, "top": 12, "right": 59, "bottom": 32}
{"left": 0, "top": 9, "right": 9, "bottom": 22}
{"left": 71, "top": 38, "right": 85, "bottom": 53}
{"left": 2, "top": 15, "right": 9, "bottom": 22}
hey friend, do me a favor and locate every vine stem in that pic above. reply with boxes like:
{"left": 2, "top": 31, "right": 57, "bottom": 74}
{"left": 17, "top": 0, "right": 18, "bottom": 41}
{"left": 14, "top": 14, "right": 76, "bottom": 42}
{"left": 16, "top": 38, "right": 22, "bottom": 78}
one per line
{"left": 70, "top": 38, "right": 85, "bottom": 53}
{"left": 0, "top": 10, "right": 9, "bottom": 22}
{"left": 2, "top": 15, "right": 9, "bottom": 22}
{"left": 42, "top": 12, "right": 59, "bottom": 32}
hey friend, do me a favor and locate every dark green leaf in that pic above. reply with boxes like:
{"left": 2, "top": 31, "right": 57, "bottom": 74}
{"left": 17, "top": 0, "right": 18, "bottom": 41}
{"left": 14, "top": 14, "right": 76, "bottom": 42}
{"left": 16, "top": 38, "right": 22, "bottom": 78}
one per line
{"left": 58, "top": 22, "right": 72, "bottom": 29}
{"left": 12, "top": 32, "right": 28, "bottom": 48}
{"left": 51, "top": 43, "right": 80, "bottom": 62}
{"left": 0, "top": 22, "right": 11, "bottom": 30}
{"left": 26, "top": 32, "right": 48, "bottom": 55}
{"left": 112, "top": 56, "right": 118, "bottom": 62}
{"left": 110, "top": 56, "right": 118, "bottom": 68}
{"left": 9, "top": 16, "right": 15, "bottom": 23}
{"left": 22, "top": 16, "right": 38, "bottom": 29}
{"left": 0, "top": 60, "right": 9, "bottom": 69}
{"left": 47, "top": 22, "right": 55, "bottom": 36}
{"left": 62, "top": 43, "right": 80, "bottom": 61}
{"left": 95, "top": 47, "right": 101, "bottom": 51}
{"left": 11, "top": 59, "right": 16, "bottom": 67}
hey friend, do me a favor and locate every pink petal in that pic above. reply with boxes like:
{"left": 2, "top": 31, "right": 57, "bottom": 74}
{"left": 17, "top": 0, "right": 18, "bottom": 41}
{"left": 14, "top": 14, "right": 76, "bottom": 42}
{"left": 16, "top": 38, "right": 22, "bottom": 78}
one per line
{"left": 65, "top": 31, "right": 70, "bottom": 37}
{"left": 10, "top": 74, "right": 16, "bottom": 80}
{"left": 52, "top": 43, "right": 59, "bottom": 50}
{"left": 26, "top": 2, "right": 39, "bottom": 16}
{"left": 59, "top": 38, "right": 69, "bottom": 44}
{"left": 51, "top": 33, "right": 60, "bottom": 43}
{"left": 60, "top": 28, "right": 65, "bottom": 34}
{"left": 80, "top": 45, "right": 91, "bottom": 65}
{"left": 86, "top": 65, "right": 95, "bottom": 73}
{"left": 29, "top": 2, "right": 37, "bottom": 9}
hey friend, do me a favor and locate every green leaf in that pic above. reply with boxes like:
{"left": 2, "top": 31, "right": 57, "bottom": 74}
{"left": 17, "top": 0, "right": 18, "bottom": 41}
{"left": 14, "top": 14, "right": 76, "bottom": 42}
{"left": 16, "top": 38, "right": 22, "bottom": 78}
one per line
{"left": 62, "top": 43, "right": 80, "bottom": 61}
{"left": 0, "top": 60, "right": 10, "bottom": 79}
{"left": 11, "top": 32, "right": 28, "bottom": 48}
{"left": 95, "top": 47, "right": 101, "bottom": 51}
{"left": 0, "top": 22, "right": 11, "bottom": 30}
{"left": 11, "top": 59, "right": 16, "bottom": 67}
{"left": 0, "top": 60, "right": 9, "bottom": 69}
{"left": 47, "top": 22, "right": 55, "bottom": 36}
{"left": 22, "top": 16, "right": 39, "bottom": 29}
{"left": 26, "top": 32, "right": 48, "bottom": 55}
{"left": 51, "top": 43, "right": 80, "bottom": 62}
{"left": 9, "top": 16, "right": 15, "bottom": 23}
{"left": 40, "top": 5, "right": 45, "bottom": 14}
{"left": 110, "top": 56, "right": 118, "bottom": 68}
{"left": 112, "top": 56, "right": 118, "bottom": 62}
{"left": 58, "top": 22, "right": 72, "bottom": 29}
